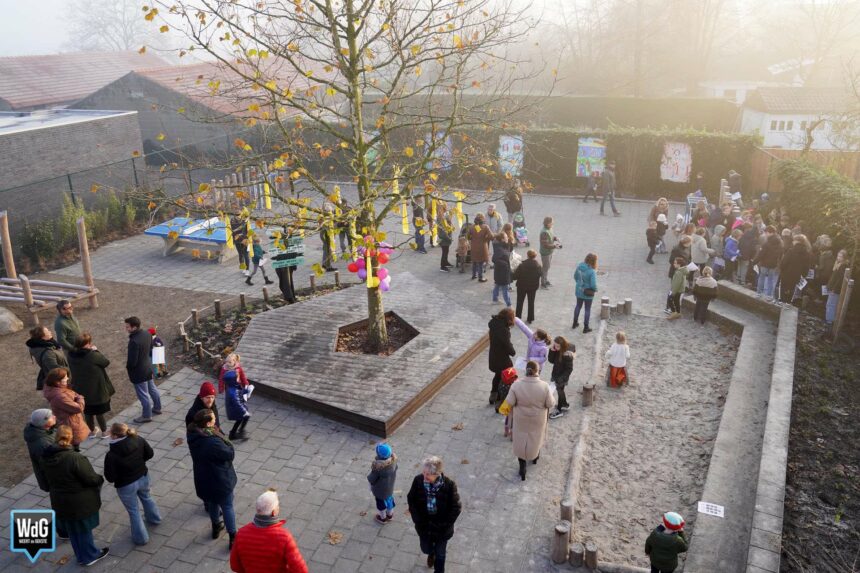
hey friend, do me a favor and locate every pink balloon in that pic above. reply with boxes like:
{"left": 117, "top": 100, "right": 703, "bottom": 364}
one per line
{"left": 356, "top": 258, "right": 366, "bottom": 269}
{"left": 377, "top": 268, "right": 388, "bottom": 280}
{"left": 380, "top": 280, "right": 390, "bottom": 292}
{"left": 357, "top": 268, "right": 367, "bottom": 280}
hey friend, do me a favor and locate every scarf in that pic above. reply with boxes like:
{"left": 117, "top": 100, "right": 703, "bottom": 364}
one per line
{"left": 253, "top": 514, "right": 280, "bottom": 528}
{"left": 423, "top": 475, "right": 444, "bottom": 515}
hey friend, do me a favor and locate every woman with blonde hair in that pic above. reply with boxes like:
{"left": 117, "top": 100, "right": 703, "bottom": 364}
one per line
{"left": 104, "top": 422, "right": 162, "bottom": 545}
{"left": 41, "top": 425, "right": 109, "bottom": 566}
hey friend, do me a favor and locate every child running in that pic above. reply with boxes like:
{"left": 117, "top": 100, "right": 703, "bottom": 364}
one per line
{"left": 605, "top": 331, "right": 630, "bottom": 388}
{"left": 367, "top": 443, "right": 398, "bottom": 524}
{"left": 218, "top": 353, "right": 248, "bottom": 393}
{"left": 246, "top": 236, "right": 274, "bottom": 286}
{"left": 548, "top": 336, "right": 575, "bottom": 419}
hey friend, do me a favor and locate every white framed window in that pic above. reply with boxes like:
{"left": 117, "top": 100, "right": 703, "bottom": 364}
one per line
{"left": 778, "top": 120, "right": 786, "bottom": 130}
{"left": 770, "top": 120, "right": 778, "bottom": 131}
{"left": 787, "top": 120, "right": 794, "bottom": 130}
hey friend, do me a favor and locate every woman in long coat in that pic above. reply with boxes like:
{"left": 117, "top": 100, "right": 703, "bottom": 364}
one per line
{"left": 43, "top": 367, "right": 90, "bottom": 446}
{"left": 26, "top": 326, "right": 68, "bottom": 391}
{"left": 487, "top": 308, "right": 516, "bottom": 405}
{"left": 67, "top": 333, "right": 115, "bottom": 437}
{"left": 467, "top": 213, "right": 493, "bottom": 281}
{"left": 491, "top": 232, "right": 513, "bottom": 306}
{"left": 506, "top": 360, "right": 555, "bottom": 481}
{"left": 778, "top": 234, "right": 813, "bottom": 304}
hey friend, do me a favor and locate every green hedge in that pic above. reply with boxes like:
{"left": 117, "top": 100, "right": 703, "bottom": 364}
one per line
{"left": 774, "top": 159, "right": 860, "bottom": 262}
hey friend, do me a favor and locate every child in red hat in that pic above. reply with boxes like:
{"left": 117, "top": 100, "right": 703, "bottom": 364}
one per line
{"left": 148, "top": 326, "right": 168, "bottom": 379}
{"left": 645, "top": 511, "right": 688, "bottom": 573}
{"left": 498, "top": 367, "right": 518, "bottom": 438}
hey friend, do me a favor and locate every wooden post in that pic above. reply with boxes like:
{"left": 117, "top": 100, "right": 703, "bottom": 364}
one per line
{"left": 551, "top": 521, "right": 571, "bottom": 564}
{"left": 624, "top": 298, "right": 633, "bottom": 315}
{"left": 616, "top": 301, "right": 624, "bottom": 314}
{"left": 262, "top": 287, "right": 269, "bottom": 304}
{"left": 76, "top": 217, "right": 98, "bottom": 309}
{"left": 191, "top": 309, "right": 199, "bottom": 327}
{"left": 833, "top": 268, "right": 852, "bottom": 339}
{"left": 0, "top": 211, "right": 16, "bottom": 279}
{"left": 239, "top": 293, "right": 246, "bottom": 311}
{"left": 310, "top": 275, "right": 316, "bottom": 292}
{"left": 182, "top": 336, "right": 190, "bottom": 352}
{"left": 601, "top": 295, "right": 610, "bottom": 307}
{"left": 569, "top": 543, "right": 585, "bottom": 567}
{"left": 585, "top": 541, "right": 598, "bottom": 569}
{"left": 195, "top": 342, "right": 204, "bottom": 361}
{"left": 834, "top": 278, "right": 854, "bottom": 341}
{"left": 214, "top": 299, "right": 222, "bottom": 319}
{"left": 335, "top": 270, "right": 340, "bottom": 287}
{"left": 582, "top": 384, "right": 594, "bottom": 407}
{"left": 19, "top": 274, "right": 39, "bottom": 326}
{"left": 600, "top": 303, "right": 610, "bottom": 319}
{"left": 560, "top": 499, "right": 574, "bottom": 524}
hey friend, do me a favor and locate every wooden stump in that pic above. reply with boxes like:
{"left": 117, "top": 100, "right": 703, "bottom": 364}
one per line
{"left": 560, "top": 498, "right": 573, "bottom": 524}
{"left": 585, "top": 541, "right": 598, "bottom": 569}
{"left": 310, "top": 275, "right": 316, "bottom": 292}
{"left": 239, "top": 293, "right": 246, "bottom": 311}
{"left": 600, "top": 303, "right": 610, "bottom": 319}
{"left": 195, "top": 342, "right": 203, "bottom": 362}
{"left": 601, "top": 295, "right": 610, "bottom": 307}
{"left": 551, "top": 521, "right": 571, "bottom": 564}
{"left": 582, "top": 384, "right": 594, "bottom": 407}
{"left": 569, "top": 542, "right": 585, "bottom": 567}
{"left": 335, "top": 270, "right": 340, "bottom": 287}
{"left": 624, "top": 298, "right": 633, "bottom": 315}
{"left": 262, "top": 287, "right": 269, "bottom": 304}
{"left": 214, "top": 299, "right": 222, "bottom": 319}
{"left": 191, "top": 309, "right": 199, "bottom": 327}
{"left": 182, "top": 336, "right": 190, "bottom": 353}
{"left": 616, "top": 301, "right": 624, "bottom": 314}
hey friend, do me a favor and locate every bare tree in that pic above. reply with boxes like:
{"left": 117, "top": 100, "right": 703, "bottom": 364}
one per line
{"left": 66, "top": 0, "right": 161, "bottom": 52}
{"left": 140, "top": 0, "right": 546, "bottom": 350}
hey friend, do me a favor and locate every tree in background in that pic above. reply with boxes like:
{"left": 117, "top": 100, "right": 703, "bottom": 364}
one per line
{"left": 139, "top": 0, "right": 547, "bottom": 351}
{"left": 66, "top": 0, "right": 165, "bottom": 52}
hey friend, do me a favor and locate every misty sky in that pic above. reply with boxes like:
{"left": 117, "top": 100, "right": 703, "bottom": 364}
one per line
{"left": 0, "top": 1, "right": 69, "bottom": 56}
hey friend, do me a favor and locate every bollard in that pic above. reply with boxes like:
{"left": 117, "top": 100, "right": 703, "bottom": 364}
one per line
{"left": 239, "top": 293, "right": 246, "bottom": 311}
{"left": 560, "top": 499, "right": 573, "bottom": 524}
{"left": 569, "top": 542, "right": 585, "bottom": 567}
{"left": 616, "top": 301, "right": 625, "bottom": 315}
{"left": 191, "top": 309, "right": 199, "bottom": 327}
{"left": 582, "top": 384, "right": 594, "bottom": 407}
{"left": 624, "top": 298, "right": 633, "bottom": 315}
{"left": 195, "top": 342, "right": 203, "bottom": 362}
{"left": 551, "top": 521, "right": 571, "bottom": 564}
{"left": 600, "top": 303, "right": 610, "bottom": 320}
{"left": 335, "top": 270, "right": 340, "bottom": 287}
{"left": 262, "top": 287, "right": 269, "bottom": 304}
{"left": 310, "top": 275, "right": 316, "bottom": 292}
{"left": 182, "top": 336, "right": 190, "bottom": 353}
{"left": 214, "top": 299, "right": 222, "bottom": 319}
{"left": 585, "top": 541, "right": 598, "bottom": 569}
{"left": 601, "top": 295, "right": 610, "bottom": 308}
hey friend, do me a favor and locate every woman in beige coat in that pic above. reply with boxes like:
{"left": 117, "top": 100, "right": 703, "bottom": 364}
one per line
{"left": 43, "top": 367, "right": 90, "bottom": 448}
{"left": 506, "top": 360, "right": 555, "bottom": 481}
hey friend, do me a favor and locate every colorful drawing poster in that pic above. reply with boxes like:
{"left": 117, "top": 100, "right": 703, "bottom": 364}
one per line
{"left": 660, "top": 142, "right": 692, "bottom": 183}
{"left": 424, "top": 132, "right": 453, "bottom": 171}
{"left": 498, "top": 135, "right": 524, "bottom": 177}
{"left": 576, "top": 138, "right": 607, "bottom": 177}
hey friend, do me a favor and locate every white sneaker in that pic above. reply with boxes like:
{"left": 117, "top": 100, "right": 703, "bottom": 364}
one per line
{"left": 89, "top": 429, "right": 101, "bottom": 440}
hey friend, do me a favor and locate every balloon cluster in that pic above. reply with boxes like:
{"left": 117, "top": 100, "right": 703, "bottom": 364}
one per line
{"left": 346, "top": 238, "right": 395, "bottom": 292}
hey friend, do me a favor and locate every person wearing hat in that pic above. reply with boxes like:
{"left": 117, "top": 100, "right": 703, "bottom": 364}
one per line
{"left": 367, "top": 443, "right": 398, "bottom": 524}
{"left": 186, "top": 382, "right": 221, "bottom": 429}
{"left": 644, "top": 511, "right": 688, "bottom": 573}
{"left": 23, "top": 409, "right": 69, "bottom": 540}
{"left": 148, "top": 327, "right": 168, "bottom": 380}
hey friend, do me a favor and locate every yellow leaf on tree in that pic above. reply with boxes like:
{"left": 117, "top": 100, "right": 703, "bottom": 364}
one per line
{"left": 159, "top": 25, "right": 169, "bottom": 33}
{"left": 177, "top": 107, "right": 185, "bottom": 113}
{"left": 324, "top": 65, "right": 333, "bottom": 73}
{"left": 147, "top": 201, "right": 156, "bottom": 210}
{"left": 305, "top": 70, "right": 313, "bottom": 77}
{"left": 191, "top": 248, "right": 201, "bottom": 258}
{"left": 144, "top": 8, "right": 158, "bottom": 21}
{"left": 265, "top": 80, "right": 277, "bottom": 90}
{"left": 247, "top": 49, "right": 257, "bottom": 57}
{"left": 454, "top": 35, "right": 463, "bottom": 49}
{"left": 311, "top": 263, "right": 325, "bottom": 277}
{"left": 288, "top": 42, "right": 299, "bottom": 52}
{"left": 259, "top": 50, "right": 269, "bottom": 59}
{"left": 255, "top": 219, "right": 265, "bottom": 228}
{"left": 156, "top": 132, "right": 166, "bottom": 141}
{"left": 410, "top": 45, "right": 420, "bottom": 56}
{"left": 414, "top": 66, "right": 422, "bottom": 77}
{"left": 273, "top": 158, "right": 285, "bottom": 169}
{"left": 90, "top": 184, "right": 99, "bottom": 193}
{"left": 196, "top": 196, "right": 204, "bottom": 204}
{"left": 248, "top": 103, "right": 260, "bottom": 112}
{"left": 290, "top": 171, "right": 301, "bottom": 180}
{"left": 429, "top": 173, "right": 438, "bottom": 181}
{"left": 383, "top": 22, "right": 390, "bottom": 31}
{"left": 339, "top": 142, "right": 348, "bottom": 149}
{"left": 404, "top": 147, "right": 414, "bottom": 157}
{"left": 138, "top": 46, "right": 146, "bottom": 54}
{"left": 132, "top": 150, "right": 141, "bottom": 157}
{"left": 326, "top": 87, "right": 336, "bottom": 96}
{"left": 340, "top": 48, "right": 350, "bottom": 56}
{"left": 198, "top": 183, "right": 211, "bottom": 193}
{"left": 167, "top": 231, "right": 179, "bottom": 240}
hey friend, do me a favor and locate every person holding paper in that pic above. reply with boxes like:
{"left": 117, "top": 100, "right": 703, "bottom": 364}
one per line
{"left": 148, "top": 327, "right": 168, "bottom": 379}
{"left": 778, "top": 234, "right": 812, "bottom": 305}
{"left": 67, "top": 333, "right": 115, "bottom": 438}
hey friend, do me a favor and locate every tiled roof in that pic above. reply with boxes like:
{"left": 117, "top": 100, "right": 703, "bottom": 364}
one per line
{"left": 744, "top": 87, "right": 851, "bottom": 115}
{"left": 0, "top": 51, "right": 168, "bottom": 110}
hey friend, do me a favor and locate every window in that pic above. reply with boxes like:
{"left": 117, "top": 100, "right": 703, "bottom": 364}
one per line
{"left": 770, "top": 120, "right": 778, "bottom": 131}
{"left": 787, "top": 121, "right": 794, "bottom": 130}
{"left": 778, "top": 120, "right": 785, "bottom": 131}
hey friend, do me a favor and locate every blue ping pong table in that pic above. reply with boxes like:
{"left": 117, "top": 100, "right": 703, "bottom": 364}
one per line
{"left": 144, "top": 217, "right": 235, "bottom": 263}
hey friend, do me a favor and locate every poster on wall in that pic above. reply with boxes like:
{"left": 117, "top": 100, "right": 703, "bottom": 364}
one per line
{"left": 660, "top": 142, "right": 692, "bottom": 183}
{"left": 576, "top": 137, "right": 607, "bottom": 177}
{"left": 498, "top": 135, "right": 524, "bottom": 177}
{"left": 424, "top": 132, "right": 453, "bottom": 171}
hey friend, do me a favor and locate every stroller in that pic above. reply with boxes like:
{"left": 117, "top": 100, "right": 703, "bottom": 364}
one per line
{"left": 512, "top": 212, "right": 529, "bottom": 247}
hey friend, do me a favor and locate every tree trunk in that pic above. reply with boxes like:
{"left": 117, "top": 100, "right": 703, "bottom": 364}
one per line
{"left": 365, "top": 256, "right": 389, "bottom": 352}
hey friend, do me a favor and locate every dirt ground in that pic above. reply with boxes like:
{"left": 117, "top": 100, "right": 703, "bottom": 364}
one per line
{"left": 0, "top": 274, "right": 223, "bottom": 487}
{"left": 782, "top": 314, "right": 860, "bottom": 573}
{"left": 573, "top": 315, "right": 740, "bottom": 568}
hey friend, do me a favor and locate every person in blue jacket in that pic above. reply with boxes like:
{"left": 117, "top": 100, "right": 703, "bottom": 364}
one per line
{"left": 187, "top": 408, "right": 238, "bottom": 549}
{"left": 572, "top": 253, "right": 598, "bottom": 333}
{"left": 223, "top": 370, "right": 251, "bottom": 441}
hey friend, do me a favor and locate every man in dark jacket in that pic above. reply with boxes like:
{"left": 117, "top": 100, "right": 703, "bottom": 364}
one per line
{"left": 600, "top": 161, "right": 620, "bottom": 216}
{"left": 512, "top": 249, "right": 542, "bottom": 323}
{"left": 737, "top": 224, "right": 759, "bottom": 285}
{"left": 125, "top": 316, "right": 161, "bottom": 424}
{"left": 24, "top": 409, "right": 69, "bottom": 539}
{"left": 407, "top": 456, "right": 462, "bottom": 573}
{"left": 186, "top": 381, "right": 221, "bottom": 428}
{"left": 779, "top": 238, "right": 812, "bottom": 304}
{"left": 188, "top": 409, "right": 238, "bottom": 548}
{"left": 753, "top": 225, "right": 783, "bottom": 300}
{"left": 487, "top": 308, "right": 516, "bottom": 405}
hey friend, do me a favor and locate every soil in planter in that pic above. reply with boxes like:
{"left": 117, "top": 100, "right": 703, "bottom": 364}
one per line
{"left": 336, "top": 313, "right": 418, "bottom": 356}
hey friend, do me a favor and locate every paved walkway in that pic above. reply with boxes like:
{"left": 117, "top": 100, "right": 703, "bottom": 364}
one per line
{"left": 1, "top": 197, "right": 674, "bottom": 572}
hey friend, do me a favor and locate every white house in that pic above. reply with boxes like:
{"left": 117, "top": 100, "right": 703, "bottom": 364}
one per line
{"left": 739, "top": 87, "right": 855, "bottom": 151}
{"left": 699, "top": 80, "right": 784, "bottom": 105}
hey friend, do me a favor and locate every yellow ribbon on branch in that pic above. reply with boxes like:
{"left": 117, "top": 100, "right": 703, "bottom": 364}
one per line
{"left": 453, "top": 191, "right": 465, "bottom": 226}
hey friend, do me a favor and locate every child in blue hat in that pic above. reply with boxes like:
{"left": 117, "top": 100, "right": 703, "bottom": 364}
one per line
{"left": 367, "top": 443, "right": 398, "bottom": 524}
